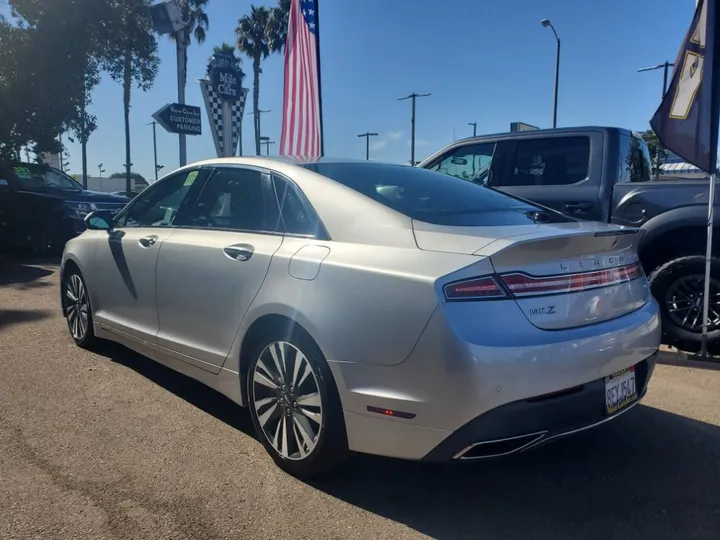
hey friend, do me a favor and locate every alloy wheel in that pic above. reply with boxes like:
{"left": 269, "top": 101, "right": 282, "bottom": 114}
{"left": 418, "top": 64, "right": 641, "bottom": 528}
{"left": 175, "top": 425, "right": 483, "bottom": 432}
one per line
{"left": 665, "top": 274, "right": 720, "bottom": 332}
{"left": 65, "top": 274, "right": 89, "bottom": 341}
{"left": 252, "top": 341, "right": 323, "bottom": 461}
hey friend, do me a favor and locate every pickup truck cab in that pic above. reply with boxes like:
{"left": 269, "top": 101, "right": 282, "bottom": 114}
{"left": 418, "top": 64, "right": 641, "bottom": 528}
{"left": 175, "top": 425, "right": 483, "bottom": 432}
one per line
{"left": 419, "top": 126, "right": 720, "bottom": 353}
{"left": 0, "top": 162, "right": 130, "bottom": 255}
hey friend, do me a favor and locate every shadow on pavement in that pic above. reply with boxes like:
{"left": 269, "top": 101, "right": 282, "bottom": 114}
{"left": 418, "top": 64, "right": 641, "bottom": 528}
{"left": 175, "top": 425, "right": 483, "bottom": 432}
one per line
{"left": 95, "top": 341, "right": 720, "bottom": 540}
{"left": 659, "top": 349, "right": 720, "bottom": 372}
{"left": 97, "top": 342, "right": 255, "bottom": 437}
{"left": 0, "top": 308, "right": 52, "bottom": 330}
{"left": 0, "top": 263, "right": 55, "bottom": 287}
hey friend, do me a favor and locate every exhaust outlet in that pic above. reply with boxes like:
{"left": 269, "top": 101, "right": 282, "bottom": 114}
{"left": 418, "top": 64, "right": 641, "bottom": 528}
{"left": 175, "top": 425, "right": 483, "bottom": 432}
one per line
{"left": 455, "top": 432, "right": 547, "bottom": 460}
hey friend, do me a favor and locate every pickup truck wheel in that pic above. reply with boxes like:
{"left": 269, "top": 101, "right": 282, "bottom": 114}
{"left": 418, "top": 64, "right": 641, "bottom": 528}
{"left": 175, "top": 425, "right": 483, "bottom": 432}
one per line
{"left": 648, "top": 255, "right": 720, "bottom": 353}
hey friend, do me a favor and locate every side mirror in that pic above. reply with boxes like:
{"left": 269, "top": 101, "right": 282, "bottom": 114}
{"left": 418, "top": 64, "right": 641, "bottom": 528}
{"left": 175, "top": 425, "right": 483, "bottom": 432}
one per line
{"left": 84, "top": 210, "right": 114, "bottom": 231}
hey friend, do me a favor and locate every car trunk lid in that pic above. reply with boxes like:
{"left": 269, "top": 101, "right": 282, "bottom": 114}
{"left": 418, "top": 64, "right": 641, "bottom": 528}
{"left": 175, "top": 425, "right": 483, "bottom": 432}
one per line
{"left": 414, "top": 220, "right": 649, "bottom": 330}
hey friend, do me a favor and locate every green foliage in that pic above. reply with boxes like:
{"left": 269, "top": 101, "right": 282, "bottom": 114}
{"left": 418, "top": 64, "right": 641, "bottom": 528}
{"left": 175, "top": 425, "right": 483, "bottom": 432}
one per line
{"left": 639, "top": 129, "right": 668, "bottom": 178}
{"left": 213, "top": 42, "right": 237, "bottom": 55}
{"left": 110, "top": 171, "right": 147, "bottom": 183}
{"left": 267, "top": 0, "right": 290, "bottom": 53}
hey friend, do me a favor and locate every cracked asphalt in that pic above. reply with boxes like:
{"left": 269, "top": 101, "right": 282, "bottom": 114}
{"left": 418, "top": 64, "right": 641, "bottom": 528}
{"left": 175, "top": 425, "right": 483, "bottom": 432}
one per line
{"left": 1, "top": 261, "right": 719, "bottom": 540}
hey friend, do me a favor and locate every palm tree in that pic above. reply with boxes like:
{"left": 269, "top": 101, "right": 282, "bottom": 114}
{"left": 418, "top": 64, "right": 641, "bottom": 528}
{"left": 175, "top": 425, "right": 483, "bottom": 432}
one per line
{"left": 172, "top": 0, "right": 210, "bottom": 89}
{"left": 267, "top": 0, "right": 290, "bottom": 53}
{"left": 213, "top": 42, "right": 236, "bottom": 55}
{"left": 236, "top": 5, "right": 272, "bottom": 156}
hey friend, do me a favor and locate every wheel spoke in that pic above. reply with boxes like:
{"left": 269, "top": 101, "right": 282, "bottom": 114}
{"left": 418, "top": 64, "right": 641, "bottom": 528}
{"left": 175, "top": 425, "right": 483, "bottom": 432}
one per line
{"left": 257, "top": 401, "right": 278, "bottom": 428}
{"left": 298, "top": 406, "right": 321, "bottom": 423}
{"left": 293, "top": 413, "right": 317, "bottom": 453}
{"left": 65, "top": 289, "right": 77, "bottom": 302}
{"left": 296, "top": 392, "right": 321, "bottom": 408}
{"left": 268, "top": 343, "right": 286, "bottom": 384}
{"left": 281, "top": 415, "right": 290, "bottom": 458}
{"left": 291, "top": 351, "right": 307, "bottom": 388}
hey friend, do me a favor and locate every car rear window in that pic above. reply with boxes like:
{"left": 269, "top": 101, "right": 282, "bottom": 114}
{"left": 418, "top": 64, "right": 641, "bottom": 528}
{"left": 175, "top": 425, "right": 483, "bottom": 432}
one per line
{"left": 300, "top": 162, "right": 567, "bottom": 226}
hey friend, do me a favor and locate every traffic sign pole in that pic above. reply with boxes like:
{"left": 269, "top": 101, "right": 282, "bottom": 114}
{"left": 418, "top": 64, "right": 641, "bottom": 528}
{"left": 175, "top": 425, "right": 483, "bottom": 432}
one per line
{"left": 176, "top": 28, "right": 188, "bottom": 167}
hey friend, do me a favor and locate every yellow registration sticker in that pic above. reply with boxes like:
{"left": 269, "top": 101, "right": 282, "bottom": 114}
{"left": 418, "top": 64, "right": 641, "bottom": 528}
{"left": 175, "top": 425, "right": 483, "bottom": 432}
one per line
{"left": 183, "top": 171, "right": 199, "bottom": 186}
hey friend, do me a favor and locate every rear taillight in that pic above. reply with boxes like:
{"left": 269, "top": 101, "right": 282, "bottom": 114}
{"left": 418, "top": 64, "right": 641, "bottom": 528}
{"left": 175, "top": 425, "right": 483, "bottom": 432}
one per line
{"left": 501, "top": 262, "right": 644, "bottom": 297}
{"left": 443, "top": 262, "right": 644, "bottom": 301}
{"left": 443, "top": 276, "right": 507, "bottom": 301}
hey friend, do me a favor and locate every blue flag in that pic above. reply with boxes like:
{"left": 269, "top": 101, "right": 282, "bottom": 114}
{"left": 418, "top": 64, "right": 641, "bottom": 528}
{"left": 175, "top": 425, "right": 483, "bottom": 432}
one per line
{"left": 650, "top": 0, "right": 720, "bottom": 174}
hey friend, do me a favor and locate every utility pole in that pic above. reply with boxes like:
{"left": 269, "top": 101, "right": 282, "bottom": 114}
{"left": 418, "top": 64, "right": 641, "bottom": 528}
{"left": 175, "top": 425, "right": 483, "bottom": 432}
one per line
{"left": 149, "top": 121, "right": 160, "bottom": 182}
{"left": 254, "top": 109, "right": 271, "bottom": 156}
{"left": 468, "top": 122, "right": 477, "bottom": 137}
{"left": 357, "top": 132, "right": 379, "bottom": 160}
{"left": 98, "top": 164, "right": 105, "bottom": 178}
{"left": 398, "top": 92, "right": 430, "bottom": 166}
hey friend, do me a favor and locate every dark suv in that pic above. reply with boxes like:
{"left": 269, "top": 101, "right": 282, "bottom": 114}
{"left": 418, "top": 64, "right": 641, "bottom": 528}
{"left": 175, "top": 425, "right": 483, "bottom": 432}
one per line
{"left": 0, "top": 162, "right": 130, "bottom": 255}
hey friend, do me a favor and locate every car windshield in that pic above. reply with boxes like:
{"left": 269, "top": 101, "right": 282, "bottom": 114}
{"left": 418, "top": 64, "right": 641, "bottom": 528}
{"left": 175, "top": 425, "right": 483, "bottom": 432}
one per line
{"left": 301, "top": 162, "right": 570, "bottom": 226}
{"left": 12, "top": 164, "right": 83, "bottom": 192}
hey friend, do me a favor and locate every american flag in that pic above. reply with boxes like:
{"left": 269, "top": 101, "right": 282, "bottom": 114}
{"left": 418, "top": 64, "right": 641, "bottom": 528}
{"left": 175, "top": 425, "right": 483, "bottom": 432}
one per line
{"left": 279, "top": 0, "right": 323, "bottom": 158}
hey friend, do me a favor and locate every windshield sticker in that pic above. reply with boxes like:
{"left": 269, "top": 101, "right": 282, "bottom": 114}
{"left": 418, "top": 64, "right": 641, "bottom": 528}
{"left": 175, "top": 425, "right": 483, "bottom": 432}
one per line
{"left": 13, "top": 166, "right": 31, "bottom": 178}
{"left": 184, "top": 171, "right": 199, "bottom": 186}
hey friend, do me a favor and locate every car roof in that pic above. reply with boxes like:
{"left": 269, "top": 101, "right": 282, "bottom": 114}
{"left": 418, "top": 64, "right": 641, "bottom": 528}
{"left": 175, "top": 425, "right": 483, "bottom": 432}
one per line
{"left": 168, "top": 156, "right": 419, "bottom": 248}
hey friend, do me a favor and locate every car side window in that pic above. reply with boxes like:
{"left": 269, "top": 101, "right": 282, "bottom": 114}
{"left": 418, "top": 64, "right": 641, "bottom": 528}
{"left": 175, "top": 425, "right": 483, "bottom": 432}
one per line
{"left": 115, "top": 170, "right": 199, "bottom": 228}
{"left": 618, "top": 134, "right": 652, "bottom": 183}
{"left": 187, "top": 167, "right": 282, "bottom": 233}
{"left": 503, "top": 136, "right": 590, "bottom": 186}
{"left": 428, "top": 143, "right": 496, "bottom": 185}
{"left": 272, "top": 175, "right": 326, "bottom": 237}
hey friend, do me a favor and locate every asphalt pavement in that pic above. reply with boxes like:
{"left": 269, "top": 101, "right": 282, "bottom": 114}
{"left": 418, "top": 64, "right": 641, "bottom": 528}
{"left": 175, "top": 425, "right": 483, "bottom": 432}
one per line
{"left": 1, "top": 261, "right": 719, "bottom": 540}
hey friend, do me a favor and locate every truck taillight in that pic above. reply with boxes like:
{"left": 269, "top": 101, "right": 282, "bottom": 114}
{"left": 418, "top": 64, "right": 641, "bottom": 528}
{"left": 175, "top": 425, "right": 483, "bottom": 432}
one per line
{"left": 443, "top": 276, "right": 507, "bottom": 301}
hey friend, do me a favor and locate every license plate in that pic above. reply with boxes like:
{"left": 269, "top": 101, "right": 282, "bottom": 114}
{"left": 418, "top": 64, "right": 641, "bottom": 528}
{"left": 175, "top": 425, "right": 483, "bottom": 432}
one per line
{"left": 604, "top": 367, "right": 637, "bottom": 415}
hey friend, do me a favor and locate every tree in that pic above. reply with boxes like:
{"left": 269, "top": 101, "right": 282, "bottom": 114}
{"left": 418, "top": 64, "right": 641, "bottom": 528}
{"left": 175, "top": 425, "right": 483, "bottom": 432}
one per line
{"left": 110, "top": 171, "right": 147, "bottom": 183}
{"left": 236, "top": 5, "right": 272, "bottom": 156}
{"left": 171, "top": 0, "right": 209, "bottom": 90}
{"left": 4, "top": 0, "right": 120, "bottom": 179}
{"left": 103, "top": 0, "right": 159, "bottom": 197}
{"left": 213, "top": 42, "right": 236, "bottom": 55}
{"left": 640, "top": 129, "right": 668, "bottom": 179}
{"left": 266, "top": 0, "right": 290, "bottom": 54}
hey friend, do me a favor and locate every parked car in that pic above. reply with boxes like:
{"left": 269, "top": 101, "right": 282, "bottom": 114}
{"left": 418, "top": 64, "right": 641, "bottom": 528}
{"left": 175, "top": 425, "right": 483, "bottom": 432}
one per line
{"left": 419, "top": 126, "right": 720, "bottom": 353}
{"left": 61, "top": 158, "right": 660, "bottom": 477}
{"left": 0, "top": 162, "right": 130, "bottom": 255}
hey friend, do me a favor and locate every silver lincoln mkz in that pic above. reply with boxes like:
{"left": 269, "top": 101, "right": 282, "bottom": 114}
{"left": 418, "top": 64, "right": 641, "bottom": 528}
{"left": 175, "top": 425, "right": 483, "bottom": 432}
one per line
{"left": 60, "top": 157, "right": 660, "bottom": 477}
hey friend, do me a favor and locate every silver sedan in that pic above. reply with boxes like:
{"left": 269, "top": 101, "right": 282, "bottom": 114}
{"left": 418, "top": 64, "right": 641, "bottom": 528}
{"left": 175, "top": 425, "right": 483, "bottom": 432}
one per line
{"left": 60, "top": 157, "right": 661, "bottom": 477}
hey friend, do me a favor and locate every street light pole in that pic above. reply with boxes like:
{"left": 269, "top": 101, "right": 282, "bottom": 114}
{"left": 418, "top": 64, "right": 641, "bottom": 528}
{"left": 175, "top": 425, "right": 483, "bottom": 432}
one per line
{"left": 357, "top": 132, "right": 379, "bottom": 160}
{"left": 541, "top": 19, "right": 560, "bottom": 129}
{"left": 254, "top": 109, "right": 271, "bottom": 156}
{"left": 149, "top": 121, "right": 159, "bottom": 182}
{"left": 260, "top": 136, "right": 275, "bottom": 155}
{"left": 468, "top": 122, "right": 477, "bottom": 137}
{"left": 638, "top": 61, "right": 676, "bottom": 98}
{"left": 399, "top": 92, "right": 431, "bottom": 166}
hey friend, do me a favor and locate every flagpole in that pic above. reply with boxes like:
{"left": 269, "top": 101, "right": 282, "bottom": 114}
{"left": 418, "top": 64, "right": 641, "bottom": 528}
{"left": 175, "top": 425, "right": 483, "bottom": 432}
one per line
{"left": 701, "top": 171, "right": 716, "bottom": 357}
{"left": 314, "top": 0, "right": 325, "bottom": 157}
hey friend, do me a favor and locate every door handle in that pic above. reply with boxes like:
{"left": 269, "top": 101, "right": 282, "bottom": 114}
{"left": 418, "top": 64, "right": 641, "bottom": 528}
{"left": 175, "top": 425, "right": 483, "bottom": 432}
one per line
{"left": 223, "top": 244, "right": 254, "bottom": 261}
{"left": 138, "top": 235, "right": 158, "bottom": 248}
{"left": 564, "top": 202, "right": 593, "bottom": 213}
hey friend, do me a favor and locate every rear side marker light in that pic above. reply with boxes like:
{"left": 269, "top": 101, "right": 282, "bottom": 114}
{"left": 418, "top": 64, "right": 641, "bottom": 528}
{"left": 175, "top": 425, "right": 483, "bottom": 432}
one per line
{"left": 366, "top": 406, "right": 416, "bottom": 419}
{"left": 501, "top": 262, "right": 644, "bottom": 297}
{"left": 443, "top": 262, "right": 643, "bottom": 301}
{"left": 443, "top": 276, "right": 507, "bottom": 301}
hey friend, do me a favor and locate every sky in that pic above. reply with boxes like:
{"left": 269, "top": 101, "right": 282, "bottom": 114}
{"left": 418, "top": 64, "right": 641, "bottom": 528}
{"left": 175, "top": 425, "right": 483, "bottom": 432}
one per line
{"left": 32, "top": 0, "right": 705, "bottom": 179}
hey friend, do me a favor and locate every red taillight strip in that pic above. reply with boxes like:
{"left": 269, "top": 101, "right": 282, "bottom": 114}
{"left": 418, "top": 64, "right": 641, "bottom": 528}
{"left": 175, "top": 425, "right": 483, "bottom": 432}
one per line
{"left": 500, "top": 262, "right": 644, "bottom": 297}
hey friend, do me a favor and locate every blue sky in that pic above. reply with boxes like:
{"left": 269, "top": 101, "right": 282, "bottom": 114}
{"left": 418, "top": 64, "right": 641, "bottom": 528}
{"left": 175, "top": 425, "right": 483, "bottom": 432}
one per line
{"left": 54, "top": 0, "right": 699, "bottom": 178}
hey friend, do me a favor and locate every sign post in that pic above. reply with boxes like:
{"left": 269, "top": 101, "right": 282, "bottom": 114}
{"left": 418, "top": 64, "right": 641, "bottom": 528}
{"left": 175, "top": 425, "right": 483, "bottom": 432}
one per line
{"left": 200, "top": 52, "right": 248, "bottom": 157}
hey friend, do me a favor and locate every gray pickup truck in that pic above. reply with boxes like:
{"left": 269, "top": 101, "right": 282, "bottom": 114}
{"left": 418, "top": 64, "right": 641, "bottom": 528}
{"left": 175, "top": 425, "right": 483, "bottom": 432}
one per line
{"left": 419, "top": 126, "right": 720, "bottom": 352}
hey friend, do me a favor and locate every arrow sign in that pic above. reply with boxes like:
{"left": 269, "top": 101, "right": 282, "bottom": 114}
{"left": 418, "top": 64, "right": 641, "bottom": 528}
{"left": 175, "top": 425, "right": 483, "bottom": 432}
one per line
{"left": 152, "top": 103, "right": 202, "bottom": 136}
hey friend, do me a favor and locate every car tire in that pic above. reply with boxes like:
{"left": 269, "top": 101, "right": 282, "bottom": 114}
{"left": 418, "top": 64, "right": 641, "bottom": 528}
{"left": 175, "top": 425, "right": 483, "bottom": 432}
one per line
{"left": 246, "top": 325, "right": 349, "bottom": 478}
{"left": 62, "top": 269, "right": 99, "bottom": 349}
{"left": 648, "top": 255, "right": 720, "bottom": 353}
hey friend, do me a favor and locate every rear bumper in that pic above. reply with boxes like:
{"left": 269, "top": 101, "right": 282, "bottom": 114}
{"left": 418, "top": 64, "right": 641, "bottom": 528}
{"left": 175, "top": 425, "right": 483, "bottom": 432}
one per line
{"left": 422, "top": 352, "right": 657, "bottom": 461}
{"left": 329, "top": 297, "right": 661, "bottom": 461}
